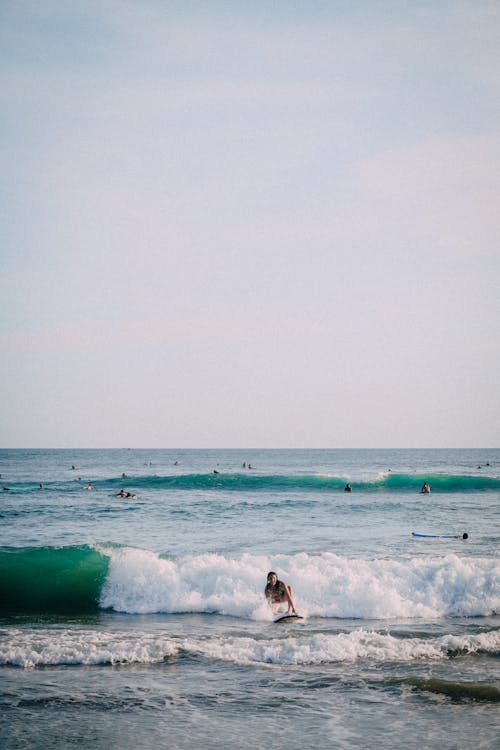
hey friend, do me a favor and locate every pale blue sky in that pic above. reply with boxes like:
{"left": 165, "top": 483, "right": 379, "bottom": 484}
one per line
{"left": 1, "top": 0, "right": 499, "bottom": 448}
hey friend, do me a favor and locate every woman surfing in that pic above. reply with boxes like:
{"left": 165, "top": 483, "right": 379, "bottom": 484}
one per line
{"left": 265, "top": 571, "right": 297, "bottom": 615}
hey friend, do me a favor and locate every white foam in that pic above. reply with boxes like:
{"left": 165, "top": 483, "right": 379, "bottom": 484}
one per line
{"left": 1, "top": 628, "right": 498, "bottom": 669}
{"left": 97, "top": 547, "right": 500, "bottom": 619}
{"left": 0, "top": 628, "right": 178, "bottom": 669}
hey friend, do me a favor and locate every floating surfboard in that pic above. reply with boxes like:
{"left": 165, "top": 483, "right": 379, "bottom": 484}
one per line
{"left": 273, "top": 613, "right": 303, "bottom": 623}
{"left": 412, "top": 532, "right": 468, "bottom": 539}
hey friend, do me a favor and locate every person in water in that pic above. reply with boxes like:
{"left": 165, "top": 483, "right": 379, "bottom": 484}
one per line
{"left": 344, "top": 483, "right": 352, "bottom": 492}
{"left": 265, "top": 571, "right": 297, "bottom": 615}
{"left": 420, "top": 482, "right": 431, "bottom": 494}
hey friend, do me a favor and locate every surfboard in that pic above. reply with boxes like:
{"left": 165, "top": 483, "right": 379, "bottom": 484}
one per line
{"left": 412, "top": 532, "right": 468, "bottom": 539}
{"left": 273, "top": 613, "right": 303, "bottom": 623}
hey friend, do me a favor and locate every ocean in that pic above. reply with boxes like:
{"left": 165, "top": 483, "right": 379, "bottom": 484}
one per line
{"left": 0, "top": 448, "right": 499, "bottom": 749}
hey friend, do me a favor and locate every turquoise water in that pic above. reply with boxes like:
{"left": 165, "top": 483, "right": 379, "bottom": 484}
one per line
{"left": 1, "top": 449, "right": 499, "bottom": 749}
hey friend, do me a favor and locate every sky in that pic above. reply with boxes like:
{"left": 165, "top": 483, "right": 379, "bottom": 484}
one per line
{"left": 1, "top": 0, "right": 499, "bottom": 449}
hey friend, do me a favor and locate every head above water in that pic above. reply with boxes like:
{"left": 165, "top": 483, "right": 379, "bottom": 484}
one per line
{"left": 267, "top": 571, "right": 277, "bottom": 584}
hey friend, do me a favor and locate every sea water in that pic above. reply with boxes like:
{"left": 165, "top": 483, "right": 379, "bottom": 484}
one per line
{"left": 0, "top": 448, "right": 499, "bottom": 749}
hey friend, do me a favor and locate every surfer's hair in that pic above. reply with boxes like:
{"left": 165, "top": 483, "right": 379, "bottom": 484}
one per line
{"left": 267, "top": 571, "right": 277, "bottom": 581}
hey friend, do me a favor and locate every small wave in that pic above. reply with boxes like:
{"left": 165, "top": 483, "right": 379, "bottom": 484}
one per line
{"left": 189, "top": 629, "right": 500, "bottom": 667}
{"left": 0, "top": 628, "right": 179, "bottom": 669}
{"left": 406, "top": 677, "right": 500, "bottom": 702}
{"left": 1, "top": 628, "right": 498, "bottom": 670}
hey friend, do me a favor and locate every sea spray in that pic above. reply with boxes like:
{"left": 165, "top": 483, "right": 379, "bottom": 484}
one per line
{"left": 99, "top": 547, "right": 499, "bottom": 619}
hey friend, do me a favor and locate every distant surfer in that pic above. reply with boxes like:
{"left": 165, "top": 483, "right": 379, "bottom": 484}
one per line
{"left": 420, "top": 482, "right": 431, "bottom": 494}
{"left": 265, "top": 571, "right": 297, "bottom": 615}
{"left": 344, "top": 483, "right": 352, "bottom": 492}
{"left": 117, "top": 489, "right": 135, "bottom": 498}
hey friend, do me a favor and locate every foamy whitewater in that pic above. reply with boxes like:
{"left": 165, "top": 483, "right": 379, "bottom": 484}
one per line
{"left": 1, "top": 448, "right": 499, "bottom": 749}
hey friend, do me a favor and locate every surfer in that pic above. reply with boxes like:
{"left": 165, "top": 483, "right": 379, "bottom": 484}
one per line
{"left": 420, "top": 482, "right": 431, "bottom": 494}
{"left": 265, "top": 572, "right": 297, "bottom": 615}
{"left": 344, "top": 483, "right": 352, "bottom": 492}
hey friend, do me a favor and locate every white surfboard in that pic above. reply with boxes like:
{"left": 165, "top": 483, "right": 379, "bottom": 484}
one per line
{"left": 273, "top": 612, "right": 303, "bottom": 623}
{"left": 412, "top": 531, "right": 468, "bottom": 539}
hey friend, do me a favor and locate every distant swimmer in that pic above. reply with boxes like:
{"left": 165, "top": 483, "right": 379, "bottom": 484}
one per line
{"left": 121, "top": 473, "right": 128, "bottom": 478}
{"left": 420, "top": 482, "right": 431, "bottom": 494}
{"left": 213, "top": 469, "right": 220, "bottom": 474}
{"left": 83, "top": 484, "right": 93, "bottom": 490}
{"left": 344, "top": 483, "right": 352, "bottom": 492}
{"left": 117, "top": 489, "right": 127, "bottom": 497}
{"left": 265, "top": 571, "right": 297, "bottom": 615}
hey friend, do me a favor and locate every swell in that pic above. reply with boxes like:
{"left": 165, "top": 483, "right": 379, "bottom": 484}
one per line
{"left": 3, "top": 472, "right": 498, "bottom": 495}
{"left": 95, "top": 472, "right": 500, "bottom": 493}
{"left": 0, "top": 545, "right": 110, "bottom": 615}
